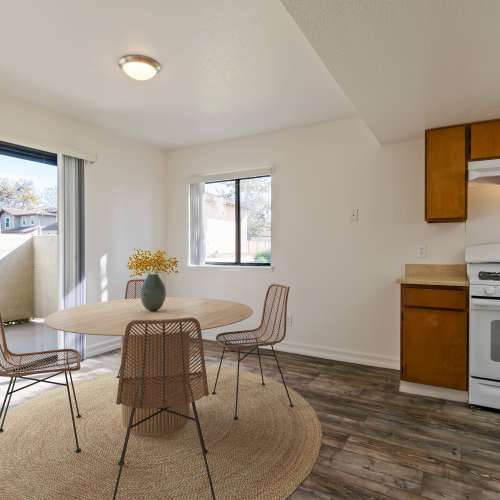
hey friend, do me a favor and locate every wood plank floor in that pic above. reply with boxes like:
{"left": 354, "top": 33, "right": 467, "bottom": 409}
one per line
{"left": 201, "top": 342, "right": 500, "bottom": 500}
{"left": 5, "top": 340, "right": 500, "bottom": 499}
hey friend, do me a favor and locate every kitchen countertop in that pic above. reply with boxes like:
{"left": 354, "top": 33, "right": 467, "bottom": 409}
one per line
{"left": 398, "top": 264, "right": 469, "bottom": 287}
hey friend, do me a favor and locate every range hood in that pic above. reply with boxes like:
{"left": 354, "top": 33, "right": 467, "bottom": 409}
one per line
{"left": 469, "top": 159, "right": 500, "bottom": 184}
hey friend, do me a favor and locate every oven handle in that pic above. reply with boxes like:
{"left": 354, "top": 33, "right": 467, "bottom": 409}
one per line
{"left": 470, "top": 298, "right": 500, "bottom": 310}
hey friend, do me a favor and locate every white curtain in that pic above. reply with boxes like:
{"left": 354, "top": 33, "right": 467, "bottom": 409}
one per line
{"left": 189, "top": 182, "right": 206, "bottom": 265}
{"left": 61, "top": 155, "right": 86, "bottom": 358}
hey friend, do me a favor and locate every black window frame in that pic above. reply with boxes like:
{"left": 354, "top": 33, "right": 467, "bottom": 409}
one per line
{"left": 204, "top": 174, "right": 271, "bottom": 267}
{"left": 0, "top": 141, "right": 57, "bottom": 165}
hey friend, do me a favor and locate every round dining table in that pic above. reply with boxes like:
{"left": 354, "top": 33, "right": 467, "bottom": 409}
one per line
{"left": 45, "top": 296, "right": 253, "bottom": 436}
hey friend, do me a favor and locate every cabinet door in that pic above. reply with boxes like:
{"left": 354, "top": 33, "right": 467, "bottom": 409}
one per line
{"left": 470, "top": 120, "right": 500, "bottom": 160}
{"left": 425, "top": 126, "right": 467, "bottom": 222}
{"left": 402, "top": 307, "right": 467, "bottom": 390}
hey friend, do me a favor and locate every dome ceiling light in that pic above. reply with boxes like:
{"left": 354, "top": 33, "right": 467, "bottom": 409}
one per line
{"left": 118, "top": 54, "right": 161, "bottom": 81}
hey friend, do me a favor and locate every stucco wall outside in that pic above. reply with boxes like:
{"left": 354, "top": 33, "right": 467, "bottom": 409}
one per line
{"left": 33, "top": 234, "right": 58, "bottom": 318}
{"left": 0, "top": 234, "right": 58, "bottom": 321}
{"left": 0, "top": 235, "right": 33, "bottom": 321}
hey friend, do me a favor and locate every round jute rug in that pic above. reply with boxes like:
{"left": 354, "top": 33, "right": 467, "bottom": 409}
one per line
{"left": 1, "top": 367, "right": 321, "bottom": 499}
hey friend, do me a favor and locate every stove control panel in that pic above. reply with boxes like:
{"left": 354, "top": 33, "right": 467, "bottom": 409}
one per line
{"left": 479, "top": 271, "right": 500, "bottom": 281}
{"left": 468, "top": 263, "right": 500, "bottom": 286}
{"left": 470, "top": 284, "right": 500, "bottom": 298}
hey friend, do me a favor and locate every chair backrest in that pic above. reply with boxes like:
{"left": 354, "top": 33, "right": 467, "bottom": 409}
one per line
{"left": 259, "top": 284, "right": 290, "bottom": 345}
{"left": 117, "top": 318, "right": 208, "bottom": 409}
{"left": 124, "top": 279, "right": 144, "bottom": 299}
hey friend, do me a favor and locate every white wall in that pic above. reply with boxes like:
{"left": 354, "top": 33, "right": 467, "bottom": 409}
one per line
{"left": 163, "top": 118, "right": 467, "bottom": 369}
{"left": 0, "top": 95, "right": 166, "bottom": 354}
{"left": 3, "top": 94, "right": 495, "bottom": 366}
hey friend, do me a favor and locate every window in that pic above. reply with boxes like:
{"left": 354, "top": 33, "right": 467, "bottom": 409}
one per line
{"left": 0, "top": 140, "right": 57, "bottom": 165}
{"left": 21, "top": 216, "right": 27, "bottom": 226}
{"left": 30, "top": 216, "right": 35, "bottom": 225}
{"left": 190, "top": 173, "right": 271, "bottom": 266}
{"left": 4, "top": 216, "right": 10, "bottom": 229}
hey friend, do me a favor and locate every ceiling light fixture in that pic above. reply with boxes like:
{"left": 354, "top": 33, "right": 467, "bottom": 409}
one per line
{"left": 118, "top": 54, "right": 161, "bottom": 81}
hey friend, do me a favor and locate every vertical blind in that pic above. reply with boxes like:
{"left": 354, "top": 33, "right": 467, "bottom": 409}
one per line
{"left": 62, "top": 155, "right": 86, "bottom": 359}
{"left": 189, "top": 183, "right": 206, "bottom": 265}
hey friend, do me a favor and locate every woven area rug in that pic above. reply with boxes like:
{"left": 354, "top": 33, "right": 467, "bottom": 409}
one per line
{"left": 1, "top": 367, "right": 321, "bottom": 499}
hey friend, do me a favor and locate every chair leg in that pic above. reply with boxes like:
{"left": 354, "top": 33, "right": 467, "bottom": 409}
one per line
{"left": 271, "top": 346, "right": 293, "bottom": 407}
{"left": 0, "top": 378, "right": 13, "bottom": 422}
{"left": 68, "top": 371, "right": 81, "bottom": 418}
{"left": 0, "top": 377, "right": 15, "bottom": 432}
{"left": 113, "top": 407, "right": 136, "bottom": 500}
{"left": 192, "top": 401, "right": 216, "bottom": 500}
{"left": 256, "top": 347, "right": 265, "bottom": 386}
{"left": 212, "top": 348, "right": 225, "bottom": 395}
{"left": 234, "top": 353, "right": 240, "bottom": 420}
{"left": 64, "top": 371, "right": 81, "bottom": 453}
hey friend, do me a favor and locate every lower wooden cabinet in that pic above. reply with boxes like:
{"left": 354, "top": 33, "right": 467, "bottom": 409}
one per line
{"left": 401, "top": 285, "right": 468, "bottom": 391}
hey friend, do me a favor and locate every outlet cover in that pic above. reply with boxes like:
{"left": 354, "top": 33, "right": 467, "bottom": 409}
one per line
{"left": 416, "top": 244, "right": 427, "bottom": 258}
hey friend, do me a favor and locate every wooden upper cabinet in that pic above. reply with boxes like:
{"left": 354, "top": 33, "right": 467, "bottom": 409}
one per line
{"left": 470, "top": 120, "right": 500, "bottom": 160}
{"left": 425, "top": 126, "right": 467, "bottom": 222}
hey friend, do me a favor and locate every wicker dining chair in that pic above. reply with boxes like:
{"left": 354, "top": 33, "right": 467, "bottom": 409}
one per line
{"left": 0, "top": 315, "right": 82, "bottom": 452}
{"left": 124, "top": 279, "right": 144, "bottom": 299}
{"left": 212, "top": 284, "right": 292, "bottom": 420}
{"left": 116, "top": 279, "right": 146, "bottom": 380}
{"left": 113, "top": 318, "right": 215, "bottom": 500}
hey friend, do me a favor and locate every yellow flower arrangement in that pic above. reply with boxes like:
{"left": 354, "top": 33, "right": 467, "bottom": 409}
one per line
{"left": 127, "top": 249, "right": 179, "bottom": 277}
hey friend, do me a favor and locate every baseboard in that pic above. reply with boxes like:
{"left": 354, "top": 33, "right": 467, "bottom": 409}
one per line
{"left": 84, "top": 330, "right": 398, "bottom": 370}
{"left": 201, "top": 332, "right": 399, "bottom": 370}
{"left": 399, "top": 380, "right": 468, "bottom": 402}
{"left": 85, "top": 337, "right": 121, "bottom": 358}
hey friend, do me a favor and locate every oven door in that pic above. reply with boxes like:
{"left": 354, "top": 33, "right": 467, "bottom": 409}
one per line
{"left": 470, "top": 298, "right": 500, "bottom": 380}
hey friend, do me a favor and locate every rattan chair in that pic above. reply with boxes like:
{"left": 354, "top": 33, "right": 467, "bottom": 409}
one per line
{"left": 124, "top": 279, "right": 144, "bottom": 299}
{"left": 0, "top": 315, "right": 82, "bottom": 452}
{"left": 113, "top": 318, "right": 215, "bottom": 500}
{"left": 212, "top": 284, "right": 292, "bottom": 420}
{"left": 116, "top": 279, "right": 146, "bottom": 380}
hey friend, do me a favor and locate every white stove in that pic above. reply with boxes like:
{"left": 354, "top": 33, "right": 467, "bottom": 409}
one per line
{"left": 466, "top": 243, "right": 500, "bottom": 409}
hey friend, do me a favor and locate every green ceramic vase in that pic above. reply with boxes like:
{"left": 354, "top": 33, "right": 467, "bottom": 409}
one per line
{"left": 140, "top": 273, "right": 166, "bottom": 312}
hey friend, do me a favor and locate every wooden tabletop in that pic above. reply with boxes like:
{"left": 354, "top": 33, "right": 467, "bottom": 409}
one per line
{"left": 45, "top": 297, "right": 253, "bottom": 336}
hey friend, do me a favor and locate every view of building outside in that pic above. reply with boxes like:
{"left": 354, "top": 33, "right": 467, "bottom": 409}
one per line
{"left": 0, "top": 155, "right": 58, "bottom": 235}
{"left": 240, "top": 176, "right": 271, "bottom": 263}
{"left": 204, "top": 180, "right": 236, "bottom": 263}
{"left": 203, "top": 176, "right": 271, "bottom": 264}
{"left": 0, "top": 154, "right": 58, "bottom": 322}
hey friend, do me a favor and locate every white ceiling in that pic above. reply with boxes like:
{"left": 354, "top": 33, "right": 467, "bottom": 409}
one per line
{"left": 282, "top": 0, "right": 500, "bottom": 144}
{"left": 0, "top": 0, "right": 355, "bottom": 148}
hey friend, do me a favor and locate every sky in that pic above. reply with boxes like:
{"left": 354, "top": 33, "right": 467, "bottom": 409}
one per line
{"left": 0, "top": 154, "right": 57, "bottom": 191}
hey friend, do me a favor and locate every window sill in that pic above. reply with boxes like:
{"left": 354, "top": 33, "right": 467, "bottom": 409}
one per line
{"left": 187, "top": 264, "right": 274, "bottom": 272}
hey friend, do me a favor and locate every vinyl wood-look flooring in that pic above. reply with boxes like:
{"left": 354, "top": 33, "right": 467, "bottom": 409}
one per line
{"left": 4, "top": 337, "right": 500, "bottom": 500}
